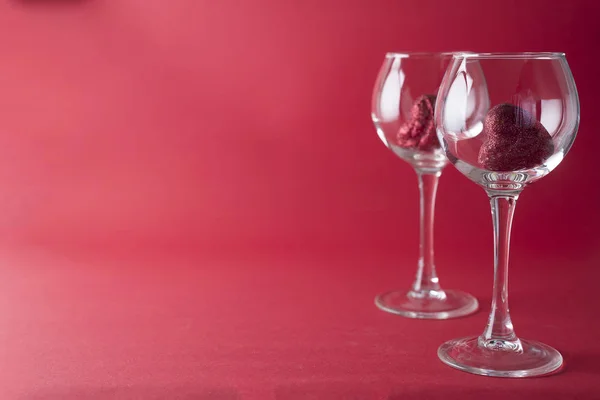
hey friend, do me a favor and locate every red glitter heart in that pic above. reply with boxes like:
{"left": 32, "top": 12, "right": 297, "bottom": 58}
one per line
{"left": 396, "top": 94, "right": 439, "bottom": 151}
{"left": 478, "top": 104, "right": 554, "bottom": 171}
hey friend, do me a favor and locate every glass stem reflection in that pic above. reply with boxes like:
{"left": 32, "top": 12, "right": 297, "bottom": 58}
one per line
{"left": 480, "top": 194, "right": 521, "bottom": 350}
{"left": 411, "top": 170, "right": 443, "bottom": 296}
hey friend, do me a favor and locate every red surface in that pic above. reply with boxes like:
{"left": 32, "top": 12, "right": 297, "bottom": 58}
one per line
{"left": 0, "top": 0, "right": 599, "bottom": 398}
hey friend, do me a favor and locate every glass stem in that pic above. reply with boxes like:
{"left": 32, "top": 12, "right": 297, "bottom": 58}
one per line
{"left": 411, "top": 170, "right": 442, "bottom": 295}
{"left": 479, "top": 194, "right": 521, "bottom": 351}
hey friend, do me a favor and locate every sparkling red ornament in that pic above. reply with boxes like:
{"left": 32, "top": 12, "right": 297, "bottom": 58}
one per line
{"left": 396, "top": 94, "right": 439, "bottom": 151}
{"left": 478, "top": 103, "right": 554, "bottom": 171}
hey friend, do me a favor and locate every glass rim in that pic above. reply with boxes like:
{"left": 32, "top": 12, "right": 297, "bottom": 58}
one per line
{"left": 454, "top": 52, "right": 565, "bottom": 59}
{"left": 385, "top": 51, "right": 467, "bottom": 58}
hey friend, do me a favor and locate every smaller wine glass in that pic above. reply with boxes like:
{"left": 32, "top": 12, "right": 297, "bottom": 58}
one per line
{"left": 371, "top": 52, "right": 479, "bottom": 319}
{"left": 435, "top": 52, "right": 579, "bottom": 377}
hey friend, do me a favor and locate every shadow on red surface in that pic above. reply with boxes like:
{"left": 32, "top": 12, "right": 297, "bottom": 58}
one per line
{"left": 387, "top": 386, "right": 587, "bottom": 400}
{"left": 562, "top": 352, "right": 600, "bottom": 376}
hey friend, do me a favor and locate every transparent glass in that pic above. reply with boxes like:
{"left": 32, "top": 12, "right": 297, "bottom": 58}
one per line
{"left": 435, "top": 52, "right": 579, "bottom": 377}
{"left": 371, "top": 52, "right": 478, "bottom": 319}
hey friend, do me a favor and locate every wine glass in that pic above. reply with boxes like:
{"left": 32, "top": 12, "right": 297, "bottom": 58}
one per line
{"left": 435, "top": 52, "right": 579, "bottom": 377}
{"left": 371, "top": 52, "right": 479, "bottom": 319}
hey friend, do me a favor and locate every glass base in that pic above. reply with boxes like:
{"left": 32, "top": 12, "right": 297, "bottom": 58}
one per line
{"left": 374, "top": 289, "right": 478, "bottom": 319}
{"left": 438, "top": 336, "right": 563, "bottom": 378}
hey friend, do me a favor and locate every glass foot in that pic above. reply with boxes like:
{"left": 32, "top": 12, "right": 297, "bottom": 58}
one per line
{"left": 374, "top": 289, "right": 478, "bottom": 319}
{"left": 438, "top": 336, "right": 563, "bottom": 378}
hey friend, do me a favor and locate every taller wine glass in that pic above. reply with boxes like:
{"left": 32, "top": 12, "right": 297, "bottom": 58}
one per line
{"left": 435, "top": 52, "right": 579, "bottom": 377}
{"left": 371, "top": 52, "right": 479, "bottom": 319}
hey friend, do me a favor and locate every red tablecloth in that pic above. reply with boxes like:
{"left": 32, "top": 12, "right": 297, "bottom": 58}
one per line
{"left": 0, "top": 243, "right": 597, "bottom": 399}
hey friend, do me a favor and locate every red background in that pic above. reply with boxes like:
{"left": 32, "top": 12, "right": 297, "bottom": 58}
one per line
{"left": 0, "top": 0, "right": 599, "bottom": 398}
